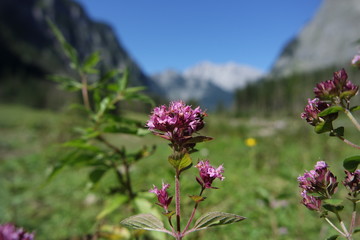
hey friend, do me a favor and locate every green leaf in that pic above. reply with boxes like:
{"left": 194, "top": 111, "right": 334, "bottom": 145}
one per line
{"left": 97, "top": 195, "right": 128, "bottom": 220}
{"left": 329, "top": 127, "right": 344, "bottom": 137}
{"left": 47, "top": 18, "right": 79, "bottom": 69}
{"left": 49, "top": 75, "right": 82, "bottom": 91}
{"left": 120, "top": 214, "right": 169, "bottom": 233}
{"left": 315, "top": 121, "right": 333, "bottom": 134}
{"left": 118, "top": 69, "right": 129, "bottom": 91}
{"left": 323, "top": 199, "right": 344, "bottom": 213}
{"left": 327, "top": 235, "right": 340, "bottom": 240}
{"left": 99, "top": 69, "right": 118, "bottom": 83}
{"left": 318, "top": 106, "right": 344, "bottom": 117}
{"left": 89, "top": 168, "right": 108, "bottom": 187}
{"left": 82, "top": 51, "right": 100, "bottom": 74}
{"left": 343, "top": 155, "right": 360, "bottom": 172}
{"left": 185, "top": 136, "right": 214, "bottom": 144}
{"left": 191, "top": 212, "right": 245, "bottom": 232}
{"left": 168, "top": 153, "right": 192, "bottom": 172}
{"left": 350, "top": 106, "right": 360, "bottom": 112}
{"left": 63, "top": 139, "right": 101, "bottom": 152}
{"left": 354, "top": 228, "right": 360, "bottom": 234}
{"left": 189, "top": 195, "right": 206, "bottom": 203}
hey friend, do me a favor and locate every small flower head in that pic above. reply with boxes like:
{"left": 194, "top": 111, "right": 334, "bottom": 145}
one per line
{"left": 313, "top": 80, "right": 337, "bottom": 100}
{"left": 245, "top": 138, "right": 257, "bottom": 147}
{"left": 149, "top": 182, "right": 173, "bottom": 212}
{"left": 332, "top": 68, "right": 348, "bottom": 89}
{"left": 0, "top": 223, "right": 35, "bottom": 240}
{"left": 298, "top": 161, "right": 338, "bottom": 198}
{"left": 343, "top": 170, "right": 360, "bottom": 198}
{"left": 300, "top": 190, "right": 322, "bottom": 211}
{"left": 300, "top": 98, "right": 332, "bottom": 126}
{"left": 352, "top": 54, "right": 360, "bottom": 68}
{"left": 195, "top": 160, "right": 224, "bottom": 189}
{"left": 146, "top": 101, "right": 206, "bottom": 149}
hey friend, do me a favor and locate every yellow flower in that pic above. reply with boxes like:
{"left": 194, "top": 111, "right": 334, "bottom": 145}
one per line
{"left": 245, "top": 138, "right": 257, "bottom": 147}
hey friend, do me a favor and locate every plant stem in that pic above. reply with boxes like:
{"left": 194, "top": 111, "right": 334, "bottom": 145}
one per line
{"left": 324, "top": 217, "right": 346, "bottom": 237}
{"left": 335, "top": 212, "right": 351, "bottom": 239}
{"left": 80, "top": 72, "right": 91, "bottom": 111}
{"left": 344, "top": 109, "right": 360, "bottom": 132}
{"left": 349, "top": 201, "right": 357, "bottom": 235}
{"left": 335, "top": 135, "right": 360, "bottom": 150}
{"left": 97, "top": 135, "right": 135, "bottom": 199}
{"left": 182, "top": 188, "right": 205, "bottom": 235}
{"left": 175, "top": 170, "right": 182, "bottom": 239}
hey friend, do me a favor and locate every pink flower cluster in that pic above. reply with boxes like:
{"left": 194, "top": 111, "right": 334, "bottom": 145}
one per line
{"left": 147, "top": 101, "right": 206, "bottom": 146}
{"left": 300, "top": 98, "right": 332, "bottom": 126}
{"left": 313, "top": 69, "right": 358, "bottom": 101}
{"left": 343, "top": 170, "right": 360, "bottom": 197}
{"left": 298, "top": 161, "right": 338, "bottom": 211}
{"left": 149, "top": 182, "right": 173, "bottom": 212}
{"left": 0, "top": 223, "right": 34, "bottom": 240}
{"left": 352, "top": 54, "right": 360, "bottom": 68}
{"left": 195, "top": 160, "right": 224, "bottom": 189}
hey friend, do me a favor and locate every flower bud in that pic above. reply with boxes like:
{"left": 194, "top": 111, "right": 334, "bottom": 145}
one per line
{"left": 298, "top": 161, "right": 338, "bottom": 198}
{"left": 149, "top": 182, "right": 173, "bottom": 212}
{"left": 352, "top": 54, "right": 360, "bottom": 68}
{"left": 301, "top": 190, "right": 322, "bottom": 211}
{"left": 343, "top": 170, "right": 360, "bottom": 197}
{"left": 301, "top": 98, "right": 332, "bottom": 126}
{"left": 195, "top": 160, "right": 224, "bottom": 189}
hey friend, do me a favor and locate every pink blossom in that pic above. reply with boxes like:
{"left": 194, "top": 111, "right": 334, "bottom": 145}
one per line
{"left": 0, "top": 223, "right": 34, "bottom": 240}
{"left": 149, "top": 182, "right": 173, "bottom": 211}
{"left": 301, "top": 190, "right": 322, "bottom": 211}
{"left": 300, "top": 98, "right": 331, "bottom": 126}
{"left": 146, "top": 101, "right": 206, "bottom": 148}
{"left": 195, "top": 160, "right": 224, "bottom": 189}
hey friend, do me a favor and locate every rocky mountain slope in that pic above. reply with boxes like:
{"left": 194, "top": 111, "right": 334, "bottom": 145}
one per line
{"left": 152, "top": 62, "right": 263, "bottom": 110}
{"left": 0, "top": 0, "right": 159, "bottom": 108}
{"left": 271, "top": 0, "right": 360, "bottom": 76}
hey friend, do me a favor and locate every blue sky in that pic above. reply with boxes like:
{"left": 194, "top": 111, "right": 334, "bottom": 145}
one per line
{"left": 76, "top": 0, "right": 322, "bottom": 74}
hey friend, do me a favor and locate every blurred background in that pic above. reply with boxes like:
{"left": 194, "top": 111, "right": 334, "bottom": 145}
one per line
{"left": 1, "top": 0, "right": 360, "bottom": 239}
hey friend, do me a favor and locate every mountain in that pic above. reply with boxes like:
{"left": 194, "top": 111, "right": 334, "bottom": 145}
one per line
{"left": 0, "top": 0, "right": 159, "bottom": 108}
{"left": 152, "top": 62, "right": 263, "bottom": 110}
{"left": 184, "top": 61, "right": 263, "bottom": 92}
{"left": 271, "top": 0, "right": 360, "bottom": 76}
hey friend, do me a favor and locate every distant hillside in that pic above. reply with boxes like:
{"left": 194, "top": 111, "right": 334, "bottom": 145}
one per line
{"left": 0, "top": 0, "right": 159, "bottom": 108}
{"left": 152, "top": 62, "right": 263, "bottom": 110}
{"left": 271, "top": 0, "right": 360, "bottom": 76}
{"left": 235, "top": 0, "right": 360, "bottom": 116}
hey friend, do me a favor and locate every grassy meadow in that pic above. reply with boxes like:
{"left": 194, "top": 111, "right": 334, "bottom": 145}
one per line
{"left": 1, "top": 104, "right": 359, "bottom": 240}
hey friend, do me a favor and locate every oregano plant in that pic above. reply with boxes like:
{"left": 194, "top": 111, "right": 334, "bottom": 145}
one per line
{"left": 299, "top": 55, "right": 360, "bottom": 240}
{"left": 121, "top": 101, "right": 245, "bottom": 239}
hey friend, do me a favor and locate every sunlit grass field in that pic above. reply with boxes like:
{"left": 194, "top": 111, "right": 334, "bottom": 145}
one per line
{"left": 1, "top": 104, "right": 359, "bottom": 240}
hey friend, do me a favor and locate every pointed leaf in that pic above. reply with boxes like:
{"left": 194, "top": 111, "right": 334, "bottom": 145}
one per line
{"left": 168, "top": 153, "right": 192, "bottom": 171}
{"left": 192, "top": 212, "right": 245, "bottom": 232}
{"left": 314, "top": 120, "right": 333, "bottom": 134}
{"left": 318, "top": 106, "right": 344, "bottom": 117}
{"left": 343, "top": 155, "right": 360, "bottom": 172}
{"left": 354, "top": 228, "right": 360, "bottom": 234}
{"left": 189, "top": 195, "right": 206, "bottom": 203}
{"left": 118, "top": 69, "right": 129, "bottom": 91}
{"left": 185, "top": 136, "right": 214, "bottom": 144}
{"left": 97, "top": 195, "right": 128, "bottom": 220}
{"left": 82, "top": 51, "right": 100, "bottom": 73}
{"left": 120, "top": 214, "right": 168, "bottom": 233}
{"left": 329, "top": 127, "right": 344, "bottom": 137}
{"left": 327, "top": 235, "right": 340, "bottom": 240}
{"left": 350, "top": 106, "right": 360, "bottom": 112}
{"left": 323, "top": 199, "right": 344, "bottom": 213}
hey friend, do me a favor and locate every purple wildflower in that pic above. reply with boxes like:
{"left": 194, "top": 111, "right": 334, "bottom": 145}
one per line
{"left": 313, "top": 80, "right": 337, "bottom": 100}
{"left": 333, "top": 68, "right": 348, "bottom": 89}
{"left": 149, "top": 182, "right": 173, "bottom": 212}
{"left": 297, "top": 161, "right": 338, "bottom": 198}
{"left": 352, "top": 54, "right": 360, "bottom": 68}
{"left": 300, "top": 98, "right": 332, "bottom": 126}
{"left": 0, "top": 223, "right": 35, "bottom": 240}
{"left": 195, "top": 160, "right": 224, "bottom": 189}
{"left": 146, "top": 101, "right": 206, "bottom": 148}
{"left": 343, "top": 170, "right": 360, "bottom": 197}
{"left": 301, "top": 190, "right": 322, "bottom": 211}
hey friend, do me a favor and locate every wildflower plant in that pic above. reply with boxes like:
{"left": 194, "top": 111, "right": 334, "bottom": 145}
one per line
{"left": 46, "top": 20, "right": 157, "bottom": 238}
{"left": 299, "top": 56, "right": 360, "bottom": 239}
{"left": 121, "top": 101, "right": 245, "bottom": 240}
{"left": 0, "top": 223, "right": 35, "bottom": 240}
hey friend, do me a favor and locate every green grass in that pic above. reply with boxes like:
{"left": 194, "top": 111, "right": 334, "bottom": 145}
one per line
{"left": 0, "top": 104, "right": 359, "bottom": 239}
